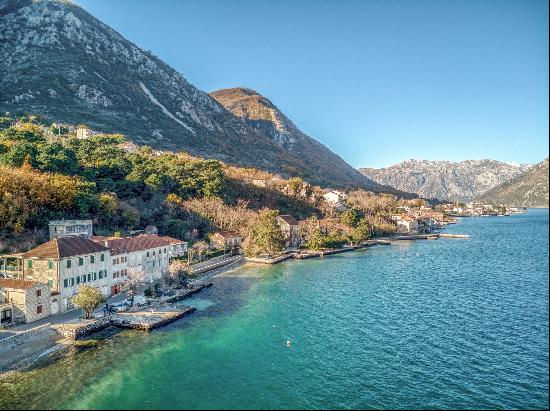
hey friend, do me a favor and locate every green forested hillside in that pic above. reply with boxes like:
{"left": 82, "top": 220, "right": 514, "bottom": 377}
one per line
{"left": 0, "top": 118, "right": 410, "bottom": 254}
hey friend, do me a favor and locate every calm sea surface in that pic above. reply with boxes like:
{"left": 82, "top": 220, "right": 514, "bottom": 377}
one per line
{"left": 1, "top": 210, "right": 548, "bottom": 409}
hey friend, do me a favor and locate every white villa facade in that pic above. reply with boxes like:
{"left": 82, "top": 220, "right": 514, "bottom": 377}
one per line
{"left": 0, "top": 234, "right": 189, "bottom": 320}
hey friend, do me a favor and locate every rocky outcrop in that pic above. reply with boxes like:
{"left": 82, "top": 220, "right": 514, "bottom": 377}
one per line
{"left": 210, "top": 87, "right": 391, "bottom": 190}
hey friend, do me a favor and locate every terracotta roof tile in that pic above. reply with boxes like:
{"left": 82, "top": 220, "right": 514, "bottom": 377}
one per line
{"left": 23, "top": 236, "right": 110, "bottom": 259}
{"left": 212, "top": 231, "right": 241, "bottom": 239}
{"left": 0, "top": 279, "right": 43, "bottom": 290}
{"left": 277, "top": 215, "right": 299, "bottom": 226}
{"left": 92, "top": 234, "right": 181, "bottom": 255}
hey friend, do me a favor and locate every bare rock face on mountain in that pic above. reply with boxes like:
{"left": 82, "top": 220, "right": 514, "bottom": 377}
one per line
{"left": 209, "top": 87, "right": 381, "bottom": 190}
{"left": 359, "top": 159, "right": 532, "bottom": 202}
{"left": 0, "top": 0, "right": 384, "bottom": 191}
{"left": 476, "top": 158, "right": 549, "bottom": 207}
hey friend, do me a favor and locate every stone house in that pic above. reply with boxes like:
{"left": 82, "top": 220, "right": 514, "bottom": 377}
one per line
{"left": 392, "top": 216, "right": 419, "bottom": 234}
{"left": 210, "top": 232, "right": 242, "bottom": 253}
{"left": 161, "top": 236, "right": 188, "bottom": 258}
{"left": 49, "top": 219, "right": 93, "bottom": 240}
{"left": 0, "top": 279, "right": 52, "bottom": 324}
{"left": 323, "top": 190, "right": 348, "bottom": 212}
{"left": 92, "top": 234, "right": 183, "bottom": 287}
{"left": 22, "top": 236, "right": 112, "bottom": 313}
{"left": 144, "top": 225, "right": 158, "bottom": 235}
{"left": 277, "top": 215, "right": 301, "bottom": 248}
{"left": 76, "top": 125, "right": 95, "bottom": 139}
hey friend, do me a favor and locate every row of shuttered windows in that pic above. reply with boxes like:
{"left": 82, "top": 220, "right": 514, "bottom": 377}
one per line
{"left": 27, "top": 254, "right": 106, "bottom": 269}
{"left": 146, "top": 248, "right": 167, "bottom": 257}
{"left": 63, "top": 270, "right": 108, "bottom": 288}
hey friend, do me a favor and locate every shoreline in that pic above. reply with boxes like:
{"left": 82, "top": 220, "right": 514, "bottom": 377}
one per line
{"left": 0, "top": 230, "right": 466, "bottom": 376}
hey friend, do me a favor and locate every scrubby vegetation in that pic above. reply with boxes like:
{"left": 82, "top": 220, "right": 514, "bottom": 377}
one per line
{"left": 0, "top": 117, "right": 420, "bottom": 254}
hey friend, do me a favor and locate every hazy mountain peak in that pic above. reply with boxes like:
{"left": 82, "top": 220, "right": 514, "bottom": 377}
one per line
{"left": 359, "top": 159, "right": 534, "bottom": 202}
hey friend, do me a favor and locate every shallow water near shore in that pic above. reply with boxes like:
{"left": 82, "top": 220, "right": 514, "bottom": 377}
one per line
{"left": 1, "top": 210, "right": 548, "bottom": 409}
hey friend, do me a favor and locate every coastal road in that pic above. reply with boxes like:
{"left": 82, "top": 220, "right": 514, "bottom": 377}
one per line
{"left": 0, "top": 293, "right": 128, "bottom": 340}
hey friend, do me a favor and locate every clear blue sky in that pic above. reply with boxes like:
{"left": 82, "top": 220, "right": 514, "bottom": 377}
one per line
{"left": 75, "top": 0, "right": 549, "bottom": 168}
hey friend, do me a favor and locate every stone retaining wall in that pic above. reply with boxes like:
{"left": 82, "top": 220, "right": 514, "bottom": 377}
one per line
{"left": 164, "top": 283, "right": 213, "bottom": 303}
{"left": 55, "top": 317, "right": 112, "bottom": 340}
{"left": 187, "top": 256, "right": 243, "bottom": 275}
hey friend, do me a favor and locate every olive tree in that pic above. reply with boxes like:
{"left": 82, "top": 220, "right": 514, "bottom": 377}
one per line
{"left": 73, "top": 285, "right": 106, "bottom": 319}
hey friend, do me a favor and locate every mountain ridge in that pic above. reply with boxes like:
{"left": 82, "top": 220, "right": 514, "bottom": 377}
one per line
{"left": 0, "top": 0, "right": 384, "bottom": 191}
{"left": 359, "top": 159, "right": 533, "bottom": 202}
{"left": 476, "top": 158, "right": 549, "bottom": 207}
{"left": 209, "top": 87, "right": 387, "bottom": 191}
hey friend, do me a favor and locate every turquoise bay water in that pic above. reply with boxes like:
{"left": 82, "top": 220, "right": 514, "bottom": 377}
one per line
{"left": 1, "top": 210, "right": 548, "bottom": 409}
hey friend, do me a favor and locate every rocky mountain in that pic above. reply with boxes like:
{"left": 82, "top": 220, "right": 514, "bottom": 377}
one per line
{"left": 209, "top": 87, "right": 380, "bottom": 190}
{"left": 476, "top": 158, "right": 549, "bottom": 207}
{"left": 0, "top": 0, "right": 382, "bottom": 191}
{"left": 359, "top": 159, "right": 532, "bottom": 202}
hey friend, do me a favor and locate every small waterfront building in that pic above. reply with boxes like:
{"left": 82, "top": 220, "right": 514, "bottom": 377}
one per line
{"left": 395, "top": 217, "right": 419, "bottom": 234}
{"left": 210, "top": 232, "right": 242, "bottom": 253}
{"left": 277, "top": 215, "right": 301, "bottom": 248}
{"left": 323, "top": 190, "right": 348, "bottom": 212}
{"left": 49, "top": 219, "right": 93, "bottom": 240}
{"left": 92, "top": 234, "right": 183, "bottom": 286}
{"left": 22, "top": 236, "right": 112, "bottom": 313}
{"left": 76, "top": 125, "right": 93, "bottom": 139}
{"left": 0, "top": 279, "right": 52, "bottom": 324}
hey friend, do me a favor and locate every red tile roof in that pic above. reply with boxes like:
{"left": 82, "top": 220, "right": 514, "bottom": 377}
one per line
{"left": 277, "top": 215, "right": 299, "bottom": 226}
{"left": 212, "top": 231, "right": 241, "bottom": 239}
{"left": 22, "top": 236, "right": 110, "bottom": 259}
{"left": 0, "top": 279, "right": 43, "bottom": 290}
{"left": 92, "top": 235, "right": 183, "bottom": 256}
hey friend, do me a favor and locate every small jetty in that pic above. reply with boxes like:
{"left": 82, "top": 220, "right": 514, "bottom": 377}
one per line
{"left": 111, "top": 306, "right": 196, "bottom": 331}
{"left": 438, "top": 233, "right": 470, "bottom": 238}
{"left": 56, "top": 305, "right": 198, "bottom": 339}
{"left": 55, "top": 283, "right": 213, "bottom": 340}
{"left": 246, "top": 254, "right": 293, "bottom": 264}
{"left": 388, "top": 234, "right": 439, "bottom": 240}
{"left": 163, "top": 282, "right": 213, "bottom": 303}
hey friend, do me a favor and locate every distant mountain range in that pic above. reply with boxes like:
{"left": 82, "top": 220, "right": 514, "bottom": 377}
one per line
{"left": 0, "top": 0, "right": 385, "bottom": 191}
{"left": 476, "top": 158, "right": 549, "bottom": 207}
{"left": 359, "top": 159, "right": 534, "bottom": 202}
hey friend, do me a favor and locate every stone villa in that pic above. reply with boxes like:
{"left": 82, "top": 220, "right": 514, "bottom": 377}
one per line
{"left": 0, "top": 279, "right": 52, "bottom": 324}
{"left": 277, "top": 215, "right": 301, "bottom": 248}
{"left": 0, "top": 220, "right": 189, "bottom": 321}
{"left": 210, "top": 232, "right": 242, "bottom": 254}
{"left": 21, "top": 236, "right": 112, "bottom": 313}
{"left": 49, "top": 219, "right": 93, "bottom": 240}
